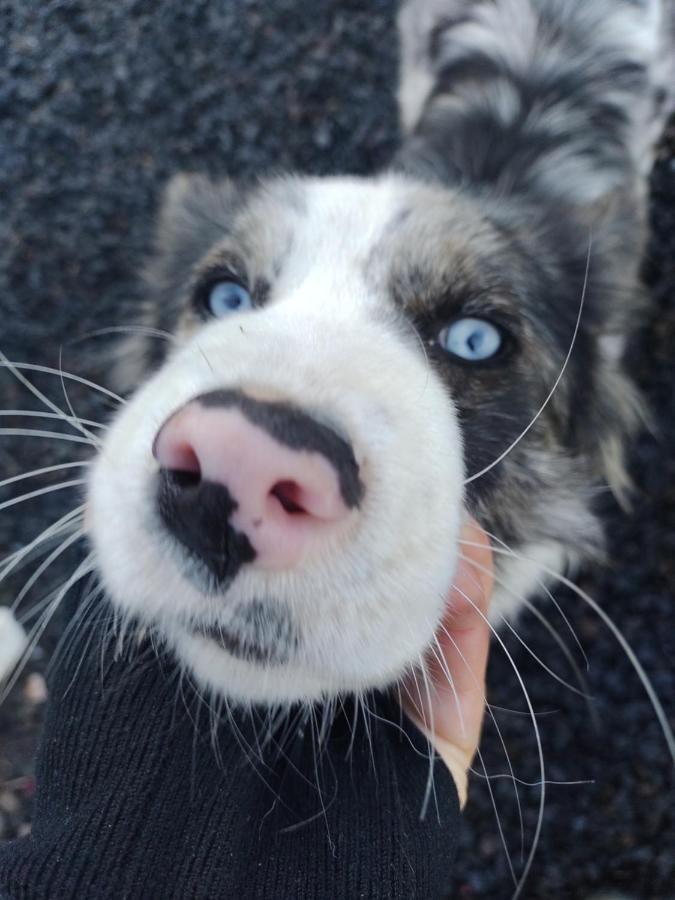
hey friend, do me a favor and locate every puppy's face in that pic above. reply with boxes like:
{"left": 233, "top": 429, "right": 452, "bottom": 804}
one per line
{"left": 88, "top": 173, "right": 588, "bottom": 704}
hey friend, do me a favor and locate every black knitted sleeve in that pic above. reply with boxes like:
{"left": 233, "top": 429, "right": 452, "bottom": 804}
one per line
{"left": 0, "top": 596, "right": 460, "bottom": 900}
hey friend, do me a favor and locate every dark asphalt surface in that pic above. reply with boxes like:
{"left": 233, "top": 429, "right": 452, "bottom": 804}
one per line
{"left": 1, "top": 2, "right": 674, "bottom": 897}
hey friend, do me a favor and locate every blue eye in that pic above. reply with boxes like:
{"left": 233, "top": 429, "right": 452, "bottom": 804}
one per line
{"left": 206, "top": 280, "right": 252, "bottom": 317}
{"left": 439, "top": 317, "right": 503, "bottom": 361}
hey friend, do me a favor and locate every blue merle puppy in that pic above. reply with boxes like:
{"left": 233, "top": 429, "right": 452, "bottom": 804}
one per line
{"left": 80, "top": 0, "right": 675, "bottom": 705}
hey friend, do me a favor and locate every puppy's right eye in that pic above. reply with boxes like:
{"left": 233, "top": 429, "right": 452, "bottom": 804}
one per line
{"left": 204, "top": 280, "right": 253, "bottom": 318}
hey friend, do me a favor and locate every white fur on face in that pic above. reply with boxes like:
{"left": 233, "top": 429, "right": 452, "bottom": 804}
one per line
{"left": 88, "top": 178, "right": 466, "bottom": 705}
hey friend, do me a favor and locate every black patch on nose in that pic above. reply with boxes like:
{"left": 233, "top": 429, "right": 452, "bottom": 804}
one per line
{"left": 157, "top": 471, "right": 255, "bottom": 586}
{"left": 196, "top": 389, "right": 364, "bottom": 509}
{"left": 193, "top": 598, "right": 300, "bottom": 666}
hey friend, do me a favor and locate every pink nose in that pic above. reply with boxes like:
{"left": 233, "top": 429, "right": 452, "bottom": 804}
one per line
{"left": 153, "top": 392, "right": 362, "bottom": 572}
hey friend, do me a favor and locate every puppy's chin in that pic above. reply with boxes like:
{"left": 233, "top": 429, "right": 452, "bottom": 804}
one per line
{"left": 168, "top": 619, "right": 442, "bottom": 707}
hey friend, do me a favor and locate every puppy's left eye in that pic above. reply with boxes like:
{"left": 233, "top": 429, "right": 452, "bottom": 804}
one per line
{"left": 439, "top": 317, "right": 503, "bottom": 361}
{"left": 205, "top": 280, "right": 252, "bottom": 317}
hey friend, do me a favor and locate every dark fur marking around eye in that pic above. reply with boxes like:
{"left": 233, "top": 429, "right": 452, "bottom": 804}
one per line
{"left": 388, "top": 262, "right": 519, "bottom": 363}
{"left": 157, "top": 473, "right": 256, "bottom": 586}
{"left": 196, "top": 389, "right": 364, "bottom": 509}
{"left": 400, "top": 302, "right": 518, "bottom": 369}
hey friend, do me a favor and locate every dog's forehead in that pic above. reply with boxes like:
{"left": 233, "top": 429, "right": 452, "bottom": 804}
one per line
{"left": 253, "top": 175, "right": 411, "bottom": 236}
{"left": 239, "top": 175, "right": 413, "bottom": 278}
{"left": 236, "top": 174, "right": 500, "bottom": 307}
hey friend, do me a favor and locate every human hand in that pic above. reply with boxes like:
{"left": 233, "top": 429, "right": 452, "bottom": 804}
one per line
{"left": 401, "top": 520, "right": 493, "bottom": 808}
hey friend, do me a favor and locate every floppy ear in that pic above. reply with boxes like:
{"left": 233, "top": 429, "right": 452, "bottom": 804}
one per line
{"left": 146, "top": 173, "right": 238, "bottom": 305}
{"left": 112, "top": 173, "right": 238, "bottom": 394}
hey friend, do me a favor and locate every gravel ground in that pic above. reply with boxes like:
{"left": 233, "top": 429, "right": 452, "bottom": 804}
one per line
{"left": 1, "top": 2, "right": 674, "bottom": 897}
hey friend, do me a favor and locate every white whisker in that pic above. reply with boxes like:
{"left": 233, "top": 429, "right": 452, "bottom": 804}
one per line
{"left": 443, "top": 587, "right": 546, "bottom": 900}
{"left": 476, "top": 527, "right": 589, "bottom": 670}
{"left": 14, "top": 528, "right": 85, "bottom": 617}
{"left": 0, "top": 411, "right": 105, "bottom": 429}
{"left": 431, "top": 628, "right": 525, "bottom": 866}
{"left": 416, "top": 653, "right": 441, "bottom": 823}
{"left": 55, "top": 583, "right": 108, "bottom": 699}
{"left": 460, "top": 539, "right": 675, "bottom": 766}
{"left": 0, "top": 479, "right": 86, "bottom": 513}
{"left": 0, "top": 504, "right": 85, "bottom": 585}
{"left": 359, "top": 697, "right": 430, "bottom": 762}
{"left": 0, "top": 428, "right": 95, "bottom": 446}
{"left": 309, "top": 703, "right": 335, "bottom": 851}
{"left": 429, "top": 634, "right": 466, "bottom": 737}
{"left": 469, "top": 770, "right": 593, "bottom": 788}
{"left": 515, "top": 595, "right": 592, "bottom": 705}
{"left": 0, "top": 460, "right": 90, "bottom": 491}
{"left": 0, "top": 553, "right": 96, "bottom": 703}
{"left": 75, "top": 325, "right": 176, "bottom": 344}
{"left": 475, "top": 746, "right": 518, "bottom": 888}
{"left": 464, "top": 235, "right": 591, "bottom": 484}
{"left": 359, "top": 692, "right": 377, "bottom": 778}
{"left": 488, "top": 704, "right": 560, "bottom": 718}
{"left": 58, "top": 345, "right": 102, "bottom": 447}
{"left": 347, "top": 690, "right": 360, "bottom": 760}
{"left": 0, "top": 350, "right": 103, "bottom": 447}
{"left": 457, "top": 552, "right": 590, "bottom": 698}
{"left": 0, "top": 359, "right": 125, "bottom": 406}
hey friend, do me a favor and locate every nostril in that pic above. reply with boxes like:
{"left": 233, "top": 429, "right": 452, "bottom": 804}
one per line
{"left": 165, "top": 468, "right": 201, "bottom": 490}
{"left": 170, "top": 441, "right": 200, "bottom": 473}
{"left": 157, "top": 441, "right": 202, "bottom": 491}
{"left": 270, "top": 480, "right": 308, "bottom": 515}
{"left": 154, "top": 429, "right": 203, "bottom": 490}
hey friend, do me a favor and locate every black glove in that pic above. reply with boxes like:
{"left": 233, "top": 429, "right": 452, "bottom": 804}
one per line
{"left": 0, "top": 592, "right": 460, "bottom": 899}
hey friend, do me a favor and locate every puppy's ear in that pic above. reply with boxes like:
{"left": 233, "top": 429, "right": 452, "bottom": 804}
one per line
{"left": 148, "top": 173, "right": 238, "bottom": 301}
{"left": 113, "top": 173, "right": 238, "bottom": 394}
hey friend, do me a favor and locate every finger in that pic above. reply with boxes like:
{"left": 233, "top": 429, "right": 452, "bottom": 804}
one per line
{"left": 430, "top": 519, "right": 493, "bottom": 753}
{"left": 400, "top": 520, "right": 494, "bottom": 803}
